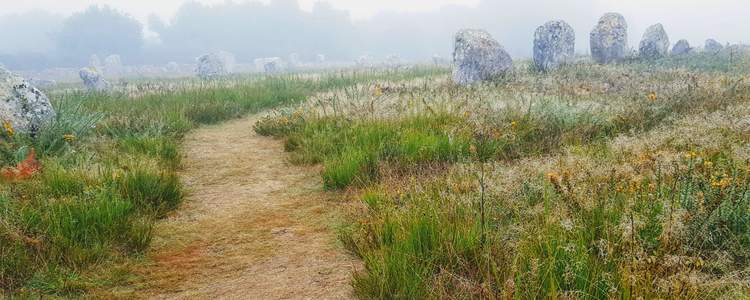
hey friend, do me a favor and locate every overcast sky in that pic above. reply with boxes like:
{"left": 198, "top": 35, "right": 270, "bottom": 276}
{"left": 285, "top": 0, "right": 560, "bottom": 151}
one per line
{"left": 1, "top": 0, "right": 480, "bottom": 20}
{"left": 0, "top": 0, "right": 747, "bottom": 68}
{"left": 3, "top": 0, "right": 747, "bottom": 45}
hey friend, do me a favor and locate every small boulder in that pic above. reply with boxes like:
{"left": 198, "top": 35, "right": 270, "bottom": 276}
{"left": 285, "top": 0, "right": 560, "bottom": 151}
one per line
{"left": 671, "top": 39, "right": 692, "bottom": 56}
{"left": 0, "top": 67, "right": 56, "bottom": 134}
{"left": 79, "top": 67, "right": 111, "bottom": 91}
{"left": 590, "top": 13, "right": 628, "bottom": 64}
{"left": 639, "top": 23, "right": 670, "bottom": 59}
{"left": 89, "top": 54, "right": 103, "bottom": 70}
{"left": 288, "top": 53, "right": 301, "bottom": 67}
{"left": 263, "top": 58, "right": 284, "bottom": 74}
{"left": 104, "top": 55, "right": 123, "bottom": 76}
{"left": 452, "top": 29, "right": 513, "bottom": 85}
{"left": 196, "top": 53, "right": 228, "bottom": 79}
{"left": 533, "top": 20, "right": 575, "bottom": 71}
{"left": 705, "top": 39, "right": 724, "bottom": 53}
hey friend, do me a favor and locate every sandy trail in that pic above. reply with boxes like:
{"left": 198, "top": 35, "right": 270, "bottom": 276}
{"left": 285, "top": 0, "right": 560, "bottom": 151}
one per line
{"left": 131, "top": 116, "right": 357, "bottom": 299}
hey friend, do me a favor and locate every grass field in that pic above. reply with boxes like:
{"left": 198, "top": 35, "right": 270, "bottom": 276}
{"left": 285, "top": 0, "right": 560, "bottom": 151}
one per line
{"left": 0, "top": 67, "right": 444, "bottom": 297}
{"left": 256, "top": 54, "right": 750, "bottom": 298}
{"left": 2, "top": 50, "right": 749, "bottom": 299}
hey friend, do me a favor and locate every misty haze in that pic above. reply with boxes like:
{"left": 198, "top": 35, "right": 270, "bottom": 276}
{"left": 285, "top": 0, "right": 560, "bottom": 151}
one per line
{"left": 1, "top": 0, "right": 749, "bottom": 299}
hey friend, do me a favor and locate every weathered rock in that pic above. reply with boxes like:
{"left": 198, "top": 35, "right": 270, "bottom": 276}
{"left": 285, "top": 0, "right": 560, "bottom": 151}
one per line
{"left": 590, "top": 13, "right": 628, "bottom": 64}
{"left": 533, "top": 20, "right": 575, "bottom": 71}
{"left": 452, "top": 29, "right": 513, "bottom": 85}
{"left": 639, "top": 23, "right": 670, "bottom": 59}
{"left": 79, "top": 67, "right": 111, "bottom": 91}
{"left": 196, "top": 53, "right": 228, "bottom": 79}
{"left": 263, "top": 58, "right": 284, "bottom": 74}
{"left": 288, "top": 53, "right": 301, "bottom": 67}
{"left": 104, "top": 55, "right": 123, "bottom": 76}
{"left": 0, "top": 67, "right": 56, "bottom": 134}
{"left": 216, "top": 51, "right": 236, "bottom": 73}
{"left": 89, "top": 54, "right": 103, "bottom": 70}
{"left": 671, "top": 39, "right": 692, "bottom": 56}
{"left": 165, "top": 61, "right": 180, "bottom": 73}
{"left": 705, "top": 39, "right": 724, "bottom": 53}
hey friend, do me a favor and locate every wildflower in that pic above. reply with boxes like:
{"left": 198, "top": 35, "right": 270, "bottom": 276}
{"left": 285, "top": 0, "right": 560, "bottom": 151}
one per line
{"left": 63, "top": 134, "right": 76, "bottom": 143}
{"left": 647, "top": 92, "right": 658, "bottom": 101}
{"left": 511, "top": 121, "right": 518, "bottom": 130}
{"left": 711, "top": 177, "right": 732, "bottom": 189}
{"left": 703, "top": 160, "right": 714, "bottom": 169}
{"left": 1, "top": 149, "right": 40, "bottom": 182}
{"left": 684, "top": 151, "right": 697, "bottom": 160}
{"left": 373, "top": 84, "right": 383, "bottom": 97}
{"left": 3, "top": 120, "right": 14, "bottom": 137}
{"left": 560, "top": 219, "right": 574, "bottom": 231}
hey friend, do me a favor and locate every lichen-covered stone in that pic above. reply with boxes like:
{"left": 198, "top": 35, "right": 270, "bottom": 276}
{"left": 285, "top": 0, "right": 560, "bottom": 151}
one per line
{"left": 104, "top": 55, "right": 123, "bottom": 76}
{"left": 639, "top": 23, "right": 670, "bottom": 59}
{"left": 671, "top": 39, "right": 692, "bottom": 56}
{"left": 79, "top": 67, "right": 111, "bottom": 91}
{"left": 452, "top": 29, "right": 513, "bottom": 85}
{"left": 705, "top": 39, "right": 724, "bottom": 53}
{"left": 0, "top": 67, "right": 56, "bottom": 134}
{"left": 263, "top": 58, "right": 284, "bottom": 74}
{"left": 533, "top": 20, "right": 575, "bottom": 71}
{"left": 196, "top": 53, "right": 228, "bottom": 79}
{"left": 590, "top": 13, "right": 628, "bottom": 64}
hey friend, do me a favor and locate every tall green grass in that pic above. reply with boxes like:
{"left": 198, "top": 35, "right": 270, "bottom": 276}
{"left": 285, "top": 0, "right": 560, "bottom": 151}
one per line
{"left": 0, "top": 67, "right": 447, "bottom": 296}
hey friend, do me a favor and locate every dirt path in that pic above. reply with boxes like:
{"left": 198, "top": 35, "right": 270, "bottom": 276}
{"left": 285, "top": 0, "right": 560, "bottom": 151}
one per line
{"left": 130, "top": 116, "right": 358, "bottom": 299}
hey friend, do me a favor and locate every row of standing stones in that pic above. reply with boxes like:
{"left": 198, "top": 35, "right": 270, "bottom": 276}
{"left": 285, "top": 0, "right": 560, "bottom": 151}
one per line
{"left": 453, "top": 12, "right": 732, "bottom": 85}
{"left": 1, "top": 12, "right": 740, "bottom": 134}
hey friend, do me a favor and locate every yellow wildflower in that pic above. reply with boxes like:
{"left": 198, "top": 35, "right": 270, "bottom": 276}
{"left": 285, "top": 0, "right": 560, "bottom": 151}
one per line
{"left": 647, "top": 92, "right": 657, "bottom": 101}
{"left": 3, "top": 121, "right": 14, "bottom": 137}
{"left": 684, "top": 151, "right": 697, "bottom": 160}
{"left": 511, "top": 121, "right": 518, "bottom": 130}
{"left": 63, "top": 134, "right": 76, "bottom": 143}
{"left": 373, "top": 85, "right": 383, "bottom": 97}
{"left": 703, "top": 160, "right": 714, "bottom": 169}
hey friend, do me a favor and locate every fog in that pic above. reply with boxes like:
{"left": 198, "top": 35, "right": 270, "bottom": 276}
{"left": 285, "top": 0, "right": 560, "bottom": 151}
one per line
{"left": 0, "top": 0, "right": 747, "bottom": 70}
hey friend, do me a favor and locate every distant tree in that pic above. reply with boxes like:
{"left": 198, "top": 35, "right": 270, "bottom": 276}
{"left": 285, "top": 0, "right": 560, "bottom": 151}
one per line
{"left": 55, "top": 5, "right": 143, "bottom": 66}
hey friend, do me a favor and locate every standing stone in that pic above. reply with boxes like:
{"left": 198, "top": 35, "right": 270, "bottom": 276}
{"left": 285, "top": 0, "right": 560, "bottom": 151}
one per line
{"left": 165, "top": 61, "right": 180, "bottom": 73}
{"left": 452, "top": 29, "right": 513, "bottom": 85}
{"left": 639, "top": 23, "right": 670, "bottom": 59}
{"left": 79, "top": 67, "right": 110, "bottom": 91}
{"left": 217, "top": 51, "right": 236, "bottom": 73}
{"left": 263, "top": 58, "right": 284, "bottom": 74}
{"left": 671, "top": 39, "right": 692, "bottom": 56}
{"left": 89, "top": 54, "right": 103, "bottom": 70}
{"left": 590, "top": 13, "right": 628, "bottom": 64}
{"left": 533, "top": 20, "right": 575, "bottom": 71}
{"left": 705, "top": 39, "right": 724, "bottom": 53}
{"left": 0, "top": 67, "right": 56, "bottom": 134}
{"left": 196, "top": 53, "right": 228, "bottom": 79}
{"left": 104, "top": 55, "right": 123, "bottom": 76}
{"left": 288, "top": 53, "right": 301, "bottom": 67}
